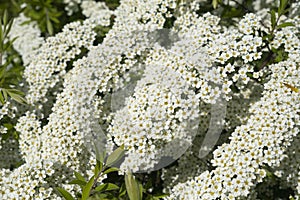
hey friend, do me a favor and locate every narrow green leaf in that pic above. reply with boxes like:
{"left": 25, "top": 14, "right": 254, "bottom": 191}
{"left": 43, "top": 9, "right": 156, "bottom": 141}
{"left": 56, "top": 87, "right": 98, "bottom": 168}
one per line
{"left": 94, "top": 183, "right": 119, "bottom": 192}
{"left": 125, "top": 171, "right": 142, "bottom": 200}
{"left": 94, "top": 141, "right": 105, "bottom": 164}
{"left": 69, "top": 179, "right": 87, "bottom": 186}
{"left": 47, "top": 19, "right": 53, "bottom": 35}
{"left": 278, "top": 0, "right": 288, "bottom": 15}
{"left": 277, "top": 22, "right": 294, "bottom": 29}
{"left": 118, "top": 183, "right": 127, "bottom": 197}
{"left": 6, "top": 89, "right": 27, "bottom": 104}
{"left": 0, "top": 92, "right": 5, "bottom": 105}
{"left": 153, "top": 193, "right": 170, "bottom": 198}
{"left": 81, "top": 175, "right": 95, "bottom": 200}
{"left": 3, "top": 123, "right": 13, "bottom": 130}
{"left": 3, "top": 10, "right": 8, "bottom": 27}
{"left": 74, "top": 171, "right": 86, "bottom": 182}
{"left": 49, "top": 16, "right": 60, "bottom": 24}
{"left": 0, "top": 20, "right": 3, "bottom": 42}
{"left": 106, "top": 145, "right": 125, "bottom": 167}
{"left": 94, "top": 160, "right": 101, "bottom": 177}
{"left": 2, "top": 89, "right": 8, "bottom": 101}
{"left": 94, "top": 193, "right": 109, "bottom": 199}
{"left": 3, "top": 36, "right": 18, "bottom": 52}
{"left": 6, "top": 88, "right": 24, "bottom": 95}
{"left": 139, "top": 182, "right": 143, "bottom": 200}
{"left": 103, "top": 167, "right": 119, "bottom": 175}
{"left": 57, "top": 187, "right": 75, "bottom": 200}
{"left": 144, "top": 179, "right": 152, "bottom": 190}
{"left": 5, "top": 19, "right": 14, "bottom": 38}
{"left": 271, "top": 10, "right": 276, "bottom": 29}
{"left": 212, "top": 0, "right": 218, "bottom": 9}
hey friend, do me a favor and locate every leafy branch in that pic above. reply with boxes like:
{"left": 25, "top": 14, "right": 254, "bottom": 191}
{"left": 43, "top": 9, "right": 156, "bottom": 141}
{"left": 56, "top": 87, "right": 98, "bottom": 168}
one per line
{"left": 269, "top": 0, "right": 294, "bottom": 41}
{"left": 257, "top": 0, "right": 294, "bottom": 71}
{"left": 57, "top": 144, "right": 168, "bottom": 200}
{"left": 0, "top": 10, "right": 26, "bottom": 105}
{"left": 57, "top": 145, "right": 125, "bottom": 200}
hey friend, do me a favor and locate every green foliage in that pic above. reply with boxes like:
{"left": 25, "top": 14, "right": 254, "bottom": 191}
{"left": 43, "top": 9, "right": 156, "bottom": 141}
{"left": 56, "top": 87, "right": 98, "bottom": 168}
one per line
{"left": 58, "top": 145, "right": 168, "bottom": 200}
{"left": 57, "top": 146, "right": 125, "bottom": 200}
{"left": 105, "top": 144, "right": 125, "bottom": 167}
{"left": 125, "top": 171, "right": 143, "bottom": 200}
{"left": 212, "top": 0, "right": 222, "bottom": 9}
{"left": 57, "top": 188, "right": 76, "bottom": 200}
{"left": 0, "top": 10, "right": 15, "bottom": 64}
{"left": 268, "top": 0, "right": 293, "bottom": 38}
{"left": 22, "top": 0, "right": 64, "bottom": 35}
{"left": 0, "top": 10, "right": 26, "bottom": 105}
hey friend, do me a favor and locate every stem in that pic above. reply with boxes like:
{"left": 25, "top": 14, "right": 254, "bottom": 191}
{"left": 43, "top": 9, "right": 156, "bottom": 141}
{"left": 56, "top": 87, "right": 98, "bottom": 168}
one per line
{"left": 258, "top": 51, "right": 275, "bottom": 71}
{"left": 270, "top": 14, "right": 282, "bottom": 39}
{"left": 89, "top": 165, "right": 108, "bottom": 196}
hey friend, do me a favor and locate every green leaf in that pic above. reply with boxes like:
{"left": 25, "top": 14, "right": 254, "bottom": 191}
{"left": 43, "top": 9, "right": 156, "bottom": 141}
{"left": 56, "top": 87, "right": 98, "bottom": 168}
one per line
{"left": 0, "top": 20, "right": 3, "bottom": 45}
{"left": 0, "top": 92, "right": 4, "bottom": 105}
{"left": 118, "top": 183, "right": 127, "bottom": 198}
{"left": 3, "top": 123, "right": 13, "bottom": 130}
{"left": 94, "top": 183, "right": 119, "bottom": 192}
{"left": 13, "top": 131, "right": 19, "bottom": 140}
{"left": 69, "top": 179, "right": 87, "bottom": 186}
{"left": 3, "top": 36, "right": 18, "bottom": 52}
{"left": 103, "top": 167, "right": 119, "bottom": 175}
{"left": 94, "top": 160, "right": 102, "bottom": 177}
{"left": 212, "top": 0, "right": 218, "bottom": 9}
{"left": 1, "top": 89, "right": 8, "bottom": 102}
{"left": 125, "top": 171, "right": 142, "bottom": 200}
{"left": 3, "top": 10, "right": 8, "bottom": 26}
{"left": 5, "top": 19, "right": 14, "bottom": 38}
{"left": 153, "top": 193, "right": 170, "bottom": 198}
{"left": 278, "top": 0, "right": 288, "bottom": 16}
{"left": 91, "top": 193, "right": 109, "bottom": 199}
{"left": 277, "top": 22, "right": 294, "bottom": 29}
{"left": 74, "top": 171, "right": 86, "bottom": 182}
{"left": 46, "top": 19, "right": 53, "bottom": 35}
{"left": 94, "top": 141, "right": 105, "bottom": 164}
{"left": 270, "top": 10, "right": 276, "bottom": 29}
{"left": 6, "top": 89, "right": 27, "bottom": 104}
{"left": 82, "top": 175, "right": 95, "bottom": 200}
{"left": 139, "top": 182, "right": 143, "bottom": 200}
{"left": 57, "top": 187, "right": 75, "bottom": 200}
{"left": 105, "top": 145, "right": 125, "bottom": 167}
{"left": 49, "top": 15, "right": 60, "bottom": 24}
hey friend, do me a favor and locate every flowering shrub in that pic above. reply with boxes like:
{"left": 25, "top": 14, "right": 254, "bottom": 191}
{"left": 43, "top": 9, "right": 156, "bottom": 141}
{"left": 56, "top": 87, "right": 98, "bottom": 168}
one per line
{"left": 0, "top": 0, "right": 299, "bottom": 199}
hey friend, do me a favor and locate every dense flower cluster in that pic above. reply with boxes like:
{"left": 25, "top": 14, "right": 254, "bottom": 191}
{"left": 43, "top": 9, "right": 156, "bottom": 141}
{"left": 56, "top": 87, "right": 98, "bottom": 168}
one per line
{"left": 166, "top": 58, "right": 300, "bottom": 199}
{"left": 9, "top": 13, "right": 43, "bottom": 66}
{"left": 108, "top": 48, "right": 200, "bottom": 172}
{"left": 24, "top": 19, "right": 97, "bottom": 105}
{"left": 0, "top": 0, "right": 299, "bottom": 199}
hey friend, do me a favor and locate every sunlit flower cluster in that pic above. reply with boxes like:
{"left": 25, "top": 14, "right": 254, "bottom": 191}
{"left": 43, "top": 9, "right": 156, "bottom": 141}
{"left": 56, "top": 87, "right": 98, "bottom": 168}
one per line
{"left": 8, "top": 13, "right": 43, "bottom": 66}
{"left": 108, "top": 48, "right": 199, "bottom": 172}
{"left": 0, "top": 0, "right": 299, "bottom": 199}
{"left": 166, "top": 58, "right": 300, "bottom": 199}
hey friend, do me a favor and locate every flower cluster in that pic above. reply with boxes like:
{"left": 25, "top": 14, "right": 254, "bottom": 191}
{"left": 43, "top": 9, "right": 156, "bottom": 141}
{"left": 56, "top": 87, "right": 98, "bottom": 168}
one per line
{"left": 0, "top": 0, "right": 299, "bottom": 199}
{"left": 81, "top": 1, "right": 112, "bottom": 26}
{"left": 108, "top": 48, "right": 199, "bottom": 172}
{"left": 166, "top": 58, "right": 300, "bottom": 199}
{"left": 24, "top": 19, "right": 97, "bottom": 105}
{"left": 63, "top": 0, "right": 82, "bottom": 15}
{"left": 8, "top": 13, "right": 43, "bottom": 66}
